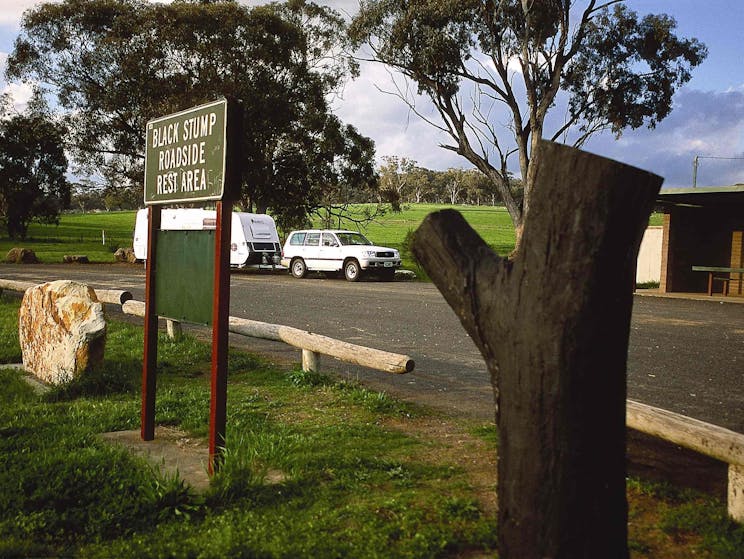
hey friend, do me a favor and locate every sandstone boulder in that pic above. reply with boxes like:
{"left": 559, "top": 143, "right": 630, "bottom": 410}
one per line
{"left": 6, "top": 248, "right": 40, "bottom": 264}
{"left": 62, "top": 255, "right": 90, "bottom": 264}
{"left": 19, "top": 280, "right": 106, "bottom": 384}
{"left": 113, "top": 247, "right": 137, "bottom": 263}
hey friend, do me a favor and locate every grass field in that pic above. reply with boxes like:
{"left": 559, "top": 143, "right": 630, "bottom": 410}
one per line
{"left": 0, "top": 294, "right": 500, "bottom": 558}
{"left": 0, "top": 205, "right": 663, "bottom": 271}
{"left": 0, "top": 294, "right": 742, "bottom": 557}
{"left": 0, "top": 211, "right": 137, "bottom": 264}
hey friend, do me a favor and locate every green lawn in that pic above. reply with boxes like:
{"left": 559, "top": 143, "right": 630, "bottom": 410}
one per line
{"left": 356, "top": 204, "right": 517, "bottom": 253}
{"left": 0, "top": 211, "right": 137, "bottom": 264}
{"left": 0, "top": 294, "right": 499, "bottom": 558}
{"left": 0, "top": 293, "right": 741, "bottom": 558}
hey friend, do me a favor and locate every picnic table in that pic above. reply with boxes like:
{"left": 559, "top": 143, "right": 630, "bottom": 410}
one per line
{"left": 692, "top": 265, "right": 744, "bottom": 296}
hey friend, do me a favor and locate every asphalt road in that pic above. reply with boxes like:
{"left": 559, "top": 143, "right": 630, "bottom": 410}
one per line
{"left": 2, "top": 263, "right": 742, "bottom": 433}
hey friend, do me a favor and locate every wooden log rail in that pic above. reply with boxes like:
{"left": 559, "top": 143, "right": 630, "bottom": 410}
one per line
{"left": 121, "top": 300, "right": 414, "bottom": 375}
{"left": 0, "top": 279, "right": 133, "bottom": 305}
{"left": 0, "top": 278, "right": 413, "bottom": 375}
{"left": 627, "top": 399, "right": 744, "bottom": 522}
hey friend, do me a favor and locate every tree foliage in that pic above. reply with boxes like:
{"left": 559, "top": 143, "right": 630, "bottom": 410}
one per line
{"left": 349, "top": 0, "right": 707, "bottom": 248}
{"left": 0, "top": 91, "right": 70, "bottom": 239}
{"left": 376, "top": 158, "right": 520, "bottom": 206}
{"left": 7, "top": 0, "right": 381, "bottom": 229}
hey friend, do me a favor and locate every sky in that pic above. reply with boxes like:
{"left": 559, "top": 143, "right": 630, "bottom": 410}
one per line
{"left": 1, "top": 0, "right": 743, "bottom": 188}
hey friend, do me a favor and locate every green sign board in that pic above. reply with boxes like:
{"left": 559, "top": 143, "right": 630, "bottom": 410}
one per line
{"left": 154, "top": 230, "right": 215, "bottom": 325}
{"left": 144, "top": 99, "right": 228, "bottom": 205}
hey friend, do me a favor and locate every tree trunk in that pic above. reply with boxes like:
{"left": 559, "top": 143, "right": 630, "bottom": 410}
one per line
{"left": 412, "top": 140, "right": 662, "bottom": 558}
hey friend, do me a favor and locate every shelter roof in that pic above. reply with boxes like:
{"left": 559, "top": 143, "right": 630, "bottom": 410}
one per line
{"left": 655, "top": 185, "right": 744, "bottom": 209}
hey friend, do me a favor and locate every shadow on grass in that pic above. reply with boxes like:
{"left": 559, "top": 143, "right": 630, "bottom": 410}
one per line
{"left": 44, "top": 359, "right": 142, "bottom": 402}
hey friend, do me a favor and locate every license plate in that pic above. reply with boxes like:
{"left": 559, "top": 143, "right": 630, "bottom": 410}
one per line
{"left": 384, "top": 262, "right": 393, "bottom": 267}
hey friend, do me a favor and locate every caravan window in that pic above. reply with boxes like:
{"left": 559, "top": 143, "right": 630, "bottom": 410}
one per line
{"left": 249, "top": 218, "right": 272, "bottom": 239}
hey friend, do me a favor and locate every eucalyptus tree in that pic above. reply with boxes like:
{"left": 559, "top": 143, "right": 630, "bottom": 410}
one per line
{"left": 0, "top": 91, "right": 70, "bottom": 239}
{"left": 350, "top": 0, "right": 706, "bottom": 248}
{"left": 7, "top": 0, "right": 377, "bottom": 228}
{"left": 378, "top": 155, "right": 416, "bottom": 202}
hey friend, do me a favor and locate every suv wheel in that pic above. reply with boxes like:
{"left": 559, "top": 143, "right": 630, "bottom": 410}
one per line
{"left": 291, "top": 258, "right": 307, "bottom": 279}
{"left": 344, "top": 259, "right": 361, "bottom": 282}
{"left": 378, "top": 268, "right": 395, "bottom": 282}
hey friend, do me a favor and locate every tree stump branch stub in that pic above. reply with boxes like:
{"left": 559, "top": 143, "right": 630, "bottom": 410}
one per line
{"left": 412, "top": 140, "right": 663, "bottom": 558}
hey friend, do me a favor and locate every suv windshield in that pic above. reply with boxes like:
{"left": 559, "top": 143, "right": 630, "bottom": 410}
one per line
{"left": 336, "top": 232, "right": 372, "bottom": 246}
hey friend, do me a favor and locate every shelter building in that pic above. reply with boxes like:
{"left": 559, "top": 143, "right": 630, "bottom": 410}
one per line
{"left": 656, "top": 186, "right": 744, "bottom": 296}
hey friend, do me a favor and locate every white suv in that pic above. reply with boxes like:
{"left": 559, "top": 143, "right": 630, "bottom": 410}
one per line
{"left": 282, "top": 229, "right": 402, "bottom": 281}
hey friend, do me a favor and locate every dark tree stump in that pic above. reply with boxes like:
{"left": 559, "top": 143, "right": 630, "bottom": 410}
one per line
{"left": 412, "top": 140, "right": 662, "bottom": 558}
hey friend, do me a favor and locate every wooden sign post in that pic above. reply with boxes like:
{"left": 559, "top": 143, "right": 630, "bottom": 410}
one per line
{"left": 141, "top": 98, "right": 242, "bottom": 474}
{"left": 412, "top": 140, "right": 662, "bottom": 558}
{"left": 208, "top": 199, "right": 232, "bottom": 473}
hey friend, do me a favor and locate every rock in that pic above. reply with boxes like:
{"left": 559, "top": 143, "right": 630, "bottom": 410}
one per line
{"left": 19, "top": 280, "right": 106, "bottom": 385}
{"left": 113, "top": 247, "right": 137, "bottom": 263}
{"left": 62, "top": 255, "right": 90, "bottom": 264}
{"left": 6, "top": 247, "right": 40, "bottom": 264}
{"left": 395, "top": 269, "right": 417, "bottom": 281}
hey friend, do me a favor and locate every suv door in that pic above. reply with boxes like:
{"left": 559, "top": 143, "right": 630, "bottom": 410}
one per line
{"left": 302, "top": 231, "right": 322, "bottom": 269}
{"left": 318, "top": 232, "right": 342, "bottom": 271}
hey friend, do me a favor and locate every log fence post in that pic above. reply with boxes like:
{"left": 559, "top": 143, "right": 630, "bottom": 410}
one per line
{"left": 166, "top": 319, "right": 182, "bottom": 341}
{"left": 302, "top": 349, "right": 320, "bottom": 372}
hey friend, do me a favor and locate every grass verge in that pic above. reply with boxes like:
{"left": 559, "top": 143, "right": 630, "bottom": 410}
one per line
{"left": 0, "top": 294, "right": 739, "bottom": 558}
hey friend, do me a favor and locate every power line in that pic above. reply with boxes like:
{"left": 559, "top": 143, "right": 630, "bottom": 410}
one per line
{"left": 692, "top": 155, "right": 744, "bottom": 187}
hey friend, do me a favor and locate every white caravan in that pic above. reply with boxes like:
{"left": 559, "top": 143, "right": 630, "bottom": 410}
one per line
{"left": 133, "top": 208, "right": 282, "bottom": 268}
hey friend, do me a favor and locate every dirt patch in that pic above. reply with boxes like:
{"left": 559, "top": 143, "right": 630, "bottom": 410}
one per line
{"left": 627, "top": 489, "right": 710, "bottom": 559}
{"left": 100, "top": 427, "right": 211, "bottom": 492}
{"left": 382, "top": 416, "right": 722, "bottom": 557}
{"left": 627, "top": 430, "right": 727, "bottom": 497}
{"left": 383, "top": 416, "right": 498, "bottom": 514}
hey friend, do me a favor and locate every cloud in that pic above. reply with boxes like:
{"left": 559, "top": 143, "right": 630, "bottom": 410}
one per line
{"left": 334, "top": 61, "right": 466, "bottom": 169}
{"left": 0, "top": 49, "right": 35, "bottom": 113}
{"left": 336, "top": 60, "right": 744, "bottom": 187}
{"left": 2, "top": 80, "right": 34, "bottom": 113}
{"left": 584, "top": 87, "right": 744, "bottom": 187}
{"left": 0, "top": 1, "right": 37, "bottom": 25}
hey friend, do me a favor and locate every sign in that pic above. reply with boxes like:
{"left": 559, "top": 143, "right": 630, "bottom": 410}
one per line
{"left": 144, "top": 99, "right": 228, "bottom": 205}
{"left": 140, "top": 97, "right": 243, "bottom": 476}
{"left": 155, "top": 230, "right": 215, "bottom": 325}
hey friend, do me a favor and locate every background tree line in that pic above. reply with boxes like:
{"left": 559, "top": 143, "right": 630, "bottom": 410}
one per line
{"left": 4, "top": 0, "right": 389, "bottom": 235}
{"left": 378, "top": 155, "right": 523, "bottom": 207}
{"left": 67, "top": 154, "right": 524, "bottom": 215}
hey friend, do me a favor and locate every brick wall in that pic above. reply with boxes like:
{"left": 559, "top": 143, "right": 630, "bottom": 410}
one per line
{"left": 660, "top": 213, "right": 672, "bottom": 292}
{"left": 730, "top": 231, "right": 743, "bottom": 295}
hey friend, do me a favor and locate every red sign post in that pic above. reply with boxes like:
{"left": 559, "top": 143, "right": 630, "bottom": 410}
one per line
{"left": 208, "top": 201, "right": 231, "bottom": 473}
{"left": 141, "top": 98, "right": 242, "bottom": 474}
